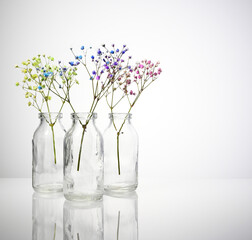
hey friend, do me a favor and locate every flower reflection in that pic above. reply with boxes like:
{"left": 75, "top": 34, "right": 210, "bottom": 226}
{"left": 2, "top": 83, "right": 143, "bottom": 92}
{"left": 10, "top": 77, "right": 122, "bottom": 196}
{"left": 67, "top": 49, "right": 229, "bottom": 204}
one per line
{"left": 63, "top": 200, "right": 104, "bottom": 240}
{"left": 32, "top": 191, "right": 138, "bottom": 240}
{"left": 32, "top": 192, "right": 64, "bottom": 240}
{"left": 104, "top": 191, "right": 138, "bottom": 240}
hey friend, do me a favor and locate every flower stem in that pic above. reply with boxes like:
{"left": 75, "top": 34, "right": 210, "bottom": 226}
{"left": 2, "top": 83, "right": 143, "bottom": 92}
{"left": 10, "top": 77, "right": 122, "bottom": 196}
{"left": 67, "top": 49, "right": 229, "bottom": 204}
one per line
{"left": 50, "top": 125, "right": 57, "bottom": 164}
{"left": 116, "top": 106, "right": 133, "bottom": 175}
{"left": 76, "top": 97, "right": 99, "bottom": 171}
{"left": 45, "top": 98, "right": 57, "bottom": 165}
{"left": 117, "top": 132, "right": 121, "bottom": 175}
{"left": 77, "top": 125, "right": 86, "bottom": 171}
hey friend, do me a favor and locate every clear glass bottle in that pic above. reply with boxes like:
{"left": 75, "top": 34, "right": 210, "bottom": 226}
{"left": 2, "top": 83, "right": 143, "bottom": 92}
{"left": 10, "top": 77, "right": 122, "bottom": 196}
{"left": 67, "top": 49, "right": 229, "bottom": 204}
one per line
{"left": 104, "top": 113, "right": 139, "bottom": 193}
{"left": 104, "top": 192, "right": 138, "bottom": 240}
{"left": 64, "top": 113, "right": 104, "bottom": 201}
{"left": 32, "top": 192, "right": 64, "bottom": 240}
{"left": 32, "top": 113, "right": 65, "bottom": 193}
{"left": 64, "top": 200, "right": 104, "bottom": 240}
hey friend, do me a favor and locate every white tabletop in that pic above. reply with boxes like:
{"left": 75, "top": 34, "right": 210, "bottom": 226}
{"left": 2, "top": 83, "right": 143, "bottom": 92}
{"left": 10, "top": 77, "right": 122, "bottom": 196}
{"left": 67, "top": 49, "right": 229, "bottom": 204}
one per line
{"left": 0, "top": 178, "right": 252, "bottom": 240}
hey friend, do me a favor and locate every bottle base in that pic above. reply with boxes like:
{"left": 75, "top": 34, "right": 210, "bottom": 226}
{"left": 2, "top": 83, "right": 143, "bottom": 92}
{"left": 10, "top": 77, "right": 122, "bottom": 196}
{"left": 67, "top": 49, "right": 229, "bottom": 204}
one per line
{"left": 33, "top": 183, "right": 63, "bottom": 193}
{"left": 104, "top": 183, "right": 137, "bottom": 193}
{"left": 64, "top": 192, "right": 103, "bottom": 202}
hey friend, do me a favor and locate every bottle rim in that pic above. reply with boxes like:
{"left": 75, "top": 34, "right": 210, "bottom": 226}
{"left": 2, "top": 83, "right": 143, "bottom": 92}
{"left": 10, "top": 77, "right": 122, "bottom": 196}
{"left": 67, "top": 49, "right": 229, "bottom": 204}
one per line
{"left": 38, "top": 112, "right": 63, "bottom": 119}
{"left": 71, "top": 112, "right": 97, "bottom": 119}
{"left": 109, "top": 113, "right": 132, "bottom": 119}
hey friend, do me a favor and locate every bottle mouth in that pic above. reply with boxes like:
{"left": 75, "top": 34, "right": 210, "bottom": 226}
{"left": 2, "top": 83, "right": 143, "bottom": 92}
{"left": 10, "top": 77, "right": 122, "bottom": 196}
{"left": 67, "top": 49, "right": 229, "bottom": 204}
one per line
{"left": 71, "top": 112, "right": 97, "bottom": 119}
{"left": 38, "top": 112, "right": 63, "bottom": 119}
{"left": 109, "top": 113, "right": 132, "bottom": 119}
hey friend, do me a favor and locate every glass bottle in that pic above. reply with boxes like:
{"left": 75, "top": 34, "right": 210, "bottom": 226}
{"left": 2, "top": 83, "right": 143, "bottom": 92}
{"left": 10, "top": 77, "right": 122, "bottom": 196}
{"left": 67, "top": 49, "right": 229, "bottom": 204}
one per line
{"left": 104, "top": 192, "right": 138, "bottom": 240}
{"left": 104, "top": 113, "right": 139, "bottom": 193}
{"left": 64, "top": 113, "right": 104, "bottom": 201}
{"left": 64, "top": 200, "right": 104, "bottom": 240}
{"left": 32, "top": 192, "right": 64, "bottom": 240}
{"left": 32, "top": 112, "right": 65, "bottom": 193}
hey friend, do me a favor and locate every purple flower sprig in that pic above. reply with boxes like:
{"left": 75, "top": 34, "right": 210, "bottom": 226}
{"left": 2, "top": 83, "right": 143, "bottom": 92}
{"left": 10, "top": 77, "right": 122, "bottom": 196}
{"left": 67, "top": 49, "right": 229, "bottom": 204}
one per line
{"left": 105, "top": 58, "right": 162, "bottom": 175}
{"left": 69, "top": 43, "right": 132, "bottom": 171}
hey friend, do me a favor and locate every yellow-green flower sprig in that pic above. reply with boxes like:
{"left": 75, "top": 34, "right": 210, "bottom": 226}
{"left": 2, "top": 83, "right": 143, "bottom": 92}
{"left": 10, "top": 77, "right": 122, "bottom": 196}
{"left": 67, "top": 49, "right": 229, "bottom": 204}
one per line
{"left": 15, "top": 55, "right": 79, "bottom": 112}
{"left": 15, "top": 54, "right": 79, "bottom": 164}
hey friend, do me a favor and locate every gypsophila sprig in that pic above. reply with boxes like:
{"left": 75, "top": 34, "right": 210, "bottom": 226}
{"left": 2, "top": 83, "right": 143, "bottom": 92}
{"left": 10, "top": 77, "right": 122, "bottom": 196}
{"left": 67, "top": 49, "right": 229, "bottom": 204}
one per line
{"left": 15, "top": 54, "right": 79, "bottom": 164}
{"left": 70, "top": 43, "right": 131, "bottom": 171}
{"left": 105, "top": 58, "right": 162, "bottom": 174}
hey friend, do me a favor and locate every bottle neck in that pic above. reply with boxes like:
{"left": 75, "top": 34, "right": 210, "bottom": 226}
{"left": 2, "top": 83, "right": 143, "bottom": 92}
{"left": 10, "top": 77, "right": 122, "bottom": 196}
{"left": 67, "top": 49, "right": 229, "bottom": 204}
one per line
{"left": 109, "top": 113, "right": 132, "bottom": 129}
{"left": 39, "top": 112, "right": 62, "bottom": 124}
{"left": 71, "top": 112, "right": 97, "bottom": 126}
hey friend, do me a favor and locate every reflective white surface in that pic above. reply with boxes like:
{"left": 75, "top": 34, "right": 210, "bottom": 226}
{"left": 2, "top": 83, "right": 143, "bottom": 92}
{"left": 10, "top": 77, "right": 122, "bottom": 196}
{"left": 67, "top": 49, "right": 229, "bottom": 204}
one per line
{"left": 0, "top": 178, "right": 252, "bottom": 239}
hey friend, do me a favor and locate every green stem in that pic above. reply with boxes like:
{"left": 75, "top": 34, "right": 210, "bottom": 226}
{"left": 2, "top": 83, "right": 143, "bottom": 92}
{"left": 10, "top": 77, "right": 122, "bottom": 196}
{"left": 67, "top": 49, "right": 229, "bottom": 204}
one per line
{"left": 77, "top": 125, "right": 86, "bottom": 171}
{"left": 76, "top": 97, "right": 99, "bottom": 171}
{"left": 116, "top": 106, "right": 133, "bottom": 175}
{"left": 50, "top": 124, "right": 57, "bottom": 164}
{"left": 117, "top": 132, "right": 121, "bottom": 175}
{"left": 45, "top": 98, "right": 57, "bottom": 165}
{"left": 111, "top": 108, "right": 117, "bottom": 132}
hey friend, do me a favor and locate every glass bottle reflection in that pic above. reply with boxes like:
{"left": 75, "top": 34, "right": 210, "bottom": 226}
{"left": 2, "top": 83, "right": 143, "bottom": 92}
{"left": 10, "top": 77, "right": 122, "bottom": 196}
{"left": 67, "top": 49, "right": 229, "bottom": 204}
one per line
{"left": 64, "top": 200, "right": 104, "bottom": 240}
{"left": 104, "top": 192, "right": 138, "bottom": 240}
{"left": 32, "top": 192, "right": 64, "bottom": 240}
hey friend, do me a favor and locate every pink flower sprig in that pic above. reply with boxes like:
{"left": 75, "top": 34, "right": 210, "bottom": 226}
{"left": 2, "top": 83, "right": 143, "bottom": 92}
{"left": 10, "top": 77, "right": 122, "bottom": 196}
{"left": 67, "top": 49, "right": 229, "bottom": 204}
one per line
{"left": 122, "top": 59, "right": 161, "bottom": 102}
{"left": 105, "top": 58, "right": 162, "bottom": 175}
{"left": 105, "top": 59, "right": 162, "bottom": 115}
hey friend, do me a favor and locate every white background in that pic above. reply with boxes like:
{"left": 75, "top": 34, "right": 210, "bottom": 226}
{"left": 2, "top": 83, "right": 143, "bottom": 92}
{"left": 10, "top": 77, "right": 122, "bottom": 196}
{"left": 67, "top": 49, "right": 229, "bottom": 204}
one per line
{"left": 0, "top": 0, "right": 252, "bottom": 178}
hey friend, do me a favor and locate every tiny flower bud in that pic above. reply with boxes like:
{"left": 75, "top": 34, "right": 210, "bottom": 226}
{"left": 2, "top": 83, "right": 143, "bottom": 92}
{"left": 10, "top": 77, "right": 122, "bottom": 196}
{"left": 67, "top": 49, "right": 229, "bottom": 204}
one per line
{"left": 16, "top": 82, "right": 19, "bottom": 86}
